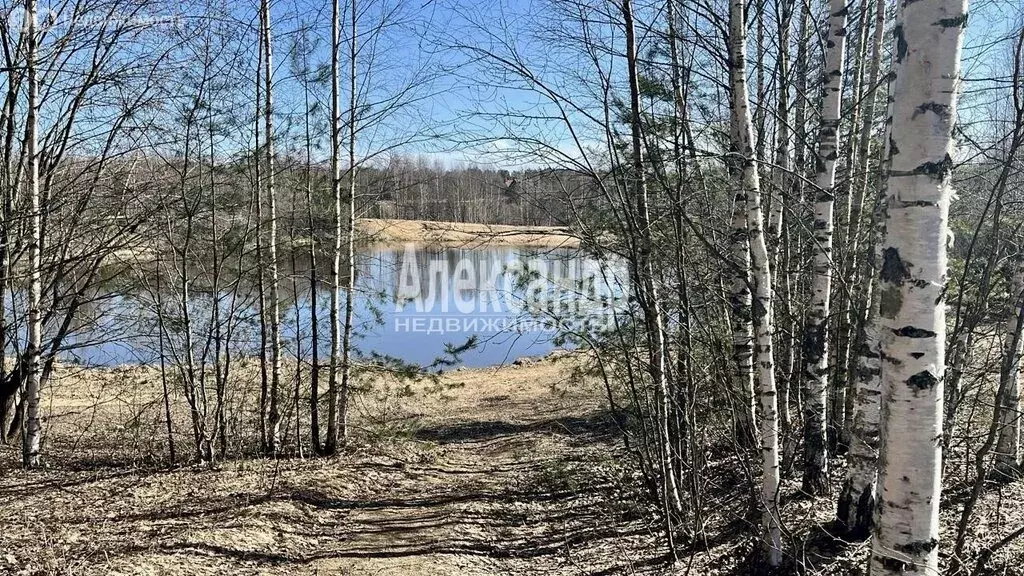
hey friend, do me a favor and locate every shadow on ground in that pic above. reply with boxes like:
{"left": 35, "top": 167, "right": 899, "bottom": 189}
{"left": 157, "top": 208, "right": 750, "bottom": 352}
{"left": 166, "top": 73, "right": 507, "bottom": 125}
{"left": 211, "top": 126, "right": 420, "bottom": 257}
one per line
{"left": 412, "top": 410, "right": 622, "bottom": 444}
{"left": 0, "top": 409, "right": 666, "bottom": 575}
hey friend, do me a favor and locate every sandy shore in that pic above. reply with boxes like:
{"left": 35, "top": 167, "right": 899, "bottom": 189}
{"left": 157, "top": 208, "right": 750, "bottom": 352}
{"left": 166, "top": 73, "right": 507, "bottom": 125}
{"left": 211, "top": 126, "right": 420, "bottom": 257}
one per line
{"left": 0, "top": 352, "right": 663, "bottom": 576}
{"left": 357, "top": 218, "right": 580, "bottom": 249}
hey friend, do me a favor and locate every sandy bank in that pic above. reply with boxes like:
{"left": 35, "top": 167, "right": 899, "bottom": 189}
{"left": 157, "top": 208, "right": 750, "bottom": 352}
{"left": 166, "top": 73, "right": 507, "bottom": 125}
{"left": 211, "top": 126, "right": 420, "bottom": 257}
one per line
{"left": 357, "top": 218, "right": 580, "bottom": 249}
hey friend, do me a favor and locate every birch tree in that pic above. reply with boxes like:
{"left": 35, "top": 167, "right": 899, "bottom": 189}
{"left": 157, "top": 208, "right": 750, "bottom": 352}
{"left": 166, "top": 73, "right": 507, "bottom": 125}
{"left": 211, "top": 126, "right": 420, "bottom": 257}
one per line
{"left": 802, "top": 0, "right": 848, "bottom": 495}
{"left": 260, "top": 0, "right": 283, "bottom": 454}
{"left": 253, "top": 19, "right": 269, "bottom": 452}
{"left": 0, "top": 0, "right": 176, "bottom": 453}
{"left": 338, "top": 0, "right": 358, "bottom": 443}
{"left": 869, "top": 0, "right": 967, "bottom": 570}
{"left": 770, "top": 0, "right": 795, "bottom": 453}
{"left": 838, "top": 231, "right": 885, "bottom": 538}
{"left": 728, "top": 0, "right": 781, "bottom": 563}
{"left": 831, "top": 0, "right": 872, "bottom": 452}
{"left": 21, "top": 0, "right": 41, "bottom": 468}
{"left": 325, "top": 0, "right": 344, "bottom": 454}
{"left": 995, "top": 252, "right": 1024, "bottom": 477}
{"left": 836, "top": 0, "right": 889, "bottom": 537}
{"left": 728, "top": 97, "right": 756, "bottom": 450}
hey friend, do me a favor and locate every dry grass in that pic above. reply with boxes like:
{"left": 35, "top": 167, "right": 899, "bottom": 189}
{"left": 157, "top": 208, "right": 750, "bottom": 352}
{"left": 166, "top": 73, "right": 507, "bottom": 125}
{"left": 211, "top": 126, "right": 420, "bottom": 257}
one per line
{"left": 1, "top": 353, "right": 1024, "bottom": 574}
{"left": 0, "top": 355, "right": 665, "bottom": 575}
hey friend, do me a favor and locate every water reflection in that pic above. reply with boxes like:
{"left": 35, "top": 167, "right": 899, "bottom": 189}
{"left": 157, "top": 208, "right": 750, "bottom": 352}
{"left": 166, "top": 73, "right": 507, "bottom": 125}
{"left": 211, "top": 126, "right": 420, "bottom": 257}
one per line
{"left": 53, "top": 244, "right": 626, "bottom": 368}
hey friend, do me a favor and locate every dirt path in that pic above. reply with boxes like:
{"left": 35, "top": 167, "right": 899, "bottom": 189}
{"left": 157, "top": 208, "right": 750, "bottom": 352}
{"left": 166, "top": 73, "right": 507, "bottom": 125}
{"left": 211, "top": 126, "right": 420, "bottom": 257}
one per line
{"left": 0, "top": 358, "right": 662, "bottom": 575}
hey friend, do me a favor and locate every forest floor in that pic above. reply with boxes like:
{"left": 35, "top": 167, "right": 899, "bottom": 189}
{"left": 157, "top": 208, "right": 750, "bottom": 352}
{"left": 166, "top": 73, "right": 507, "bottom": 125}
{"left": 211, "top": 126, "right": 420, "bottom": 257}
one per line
{"left": 0, "top": 355, "right": 668, "bottom": 575}
{"left": 2, "top": 353, "right": 1024, "bottom": 574}
{"left": 357, "top": 218, "right": 581, "bottom": 249}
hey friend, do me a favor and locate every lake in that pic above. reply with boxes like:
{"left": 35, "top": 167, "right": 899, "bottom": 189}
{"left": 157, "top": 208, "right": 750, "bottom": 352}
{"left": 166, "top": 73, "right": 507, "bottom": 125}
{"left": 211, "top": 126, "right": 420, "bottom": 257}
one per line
{"left": 54, "top": 244, "right": 627, "bottom": 369}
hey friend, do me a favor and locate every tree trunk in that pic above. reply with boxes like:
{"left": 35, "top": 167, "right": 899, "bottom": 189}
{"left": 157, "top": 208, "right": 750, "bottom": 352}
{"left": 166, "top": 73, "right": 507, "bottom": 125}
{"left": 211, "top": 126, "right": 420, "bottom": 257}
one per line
{"left": 782, "top": 0, "right": 812, "bottom": 472}
{"left": 995, "top": 253, "right": 1024, "bottom": 477}
{"left": 801, "top": 0, "right": 848, "bottom": 496}
{"left": 842, "top": 0, "right": 889, "bottom": 445}
{"left": 830, "top": 0, "right": 872, "bottom": 454}
{"left": 623, "top": 0, "right": 684, "bottom": 551}
{"left": 325, "top": 0, "right": 343, "bottom": 454}
{"left": 208, "top": 105, "right": 224, "bottom": 463}
{"left": 289, "top": 130, "right": 303, "bottom": 458}
{"left": 22, "top": 0, "right": 42, "bottom": 468}
{"left": 302, "top": 48, "right": 322, "bottom": 454}
{"left": 254, "top": 22, "right": 269, "bottom": 454}
{"left": 728, "top": 0, "right": 781, "bottom": 563}
{"left": 836, "top": 0, "right": 889, "bottom": 538}
{"left": 771, "top": 0, "right": 795, "bottom": 457}
{"left": 868, "top": 0, "right": 966, "bottom": 571}
{"left": 837, "top": 237, "right": 883, "bottom": 539}
{"left": 155, "top": 250, "right": 176, "bottom": 463}
{"left": 338, "top": 0, "right": 358, "bottom": 444}
{"left": 729, "top": 139, "right": 756, "bottom": 448}
{"left": 261, "top": 0, "right": 283, "bottom": 454}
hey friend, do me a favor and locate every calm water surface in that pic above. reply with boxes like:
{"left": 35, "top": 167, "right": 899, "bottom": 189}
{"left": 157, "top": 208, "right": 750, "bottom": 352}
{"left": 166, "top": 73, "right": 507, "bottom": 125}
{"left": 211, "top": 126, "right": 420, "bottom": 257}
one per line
{"left": 54, "top": 244, "right": 626, "bottom": 369}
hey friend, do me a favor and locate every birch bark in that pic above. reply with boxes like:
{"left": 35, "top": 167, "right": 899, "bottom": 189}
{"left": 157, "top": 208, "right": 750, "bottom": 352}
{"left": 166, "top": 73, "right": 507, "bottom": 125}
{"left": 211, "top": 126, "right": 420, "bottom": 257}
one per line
{"left": 729, "top": 0, "right": 781, "bottom": 563}
{"left": 837, "top": 0, "right": 889, "bottom": 537}
{"left": 802, "top": 0, "right": 849, "bottom": 495}
{"left": 869, "top": 0, "right": 967, "bottom": 571}
{"left": 261, "top": 0, "right": 283, "bottom": 454}
{"left": 325, "top": 0, "right": 343, "bottom": 454}
{"left": 22, "top": 0, "right": 41, "bottom": 468}
{"left": 995, "top": 254, "right": 1024, "bottom": 477}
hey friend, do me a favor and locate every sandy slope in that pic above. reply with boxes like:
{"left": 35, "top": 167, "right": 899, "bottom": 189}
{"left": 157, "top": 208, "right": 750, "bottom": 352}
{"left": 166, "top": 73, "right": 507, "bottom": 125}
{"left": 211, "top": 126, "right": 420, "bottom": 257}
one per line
{"left": 357, "top": 218, "right": 580, "bottom": 249}
{"left": 0, "top": 357, "right": 661, "bottom": 575}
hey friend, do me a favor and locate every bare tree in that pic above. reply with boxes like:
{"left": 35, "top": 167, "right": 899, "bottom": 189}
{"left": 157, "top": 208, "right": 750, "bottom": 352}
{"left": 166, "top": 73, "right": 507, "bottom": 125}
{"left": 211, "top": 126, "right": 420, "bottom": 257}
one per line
{"left": 339, "top": 0, "right": 359, "bottom": 444}
{"left": 21, "top": 0, "right": 40, "bottom": 468}
{"left": 325, "top": 0, "right": 344, "bottom": 454}
{"left": 728, "top": 0, "right": 781, "bottom": 562}
{"left": 261, "top": 0, "right": 283, "bottom": 454}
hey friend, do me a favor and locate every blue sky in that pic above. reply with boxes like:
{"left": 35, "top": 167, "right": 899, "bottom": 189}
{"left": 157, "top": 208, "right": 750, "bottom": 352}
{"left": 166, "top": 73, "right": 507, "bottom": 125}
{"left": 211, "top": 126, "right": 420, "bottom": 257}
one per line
{"left": 6, "top": 0, "right": 1021, "bottom": 169}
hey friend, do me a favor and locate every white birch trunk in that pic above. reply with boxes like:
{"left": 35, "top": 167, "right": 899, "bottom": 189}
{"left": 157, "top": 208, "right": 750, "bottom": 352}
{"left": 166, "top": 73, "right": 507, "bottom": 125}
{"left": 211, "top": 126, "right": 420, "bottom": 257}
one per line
{"left": 842, "top": 0, "right": 889, "bottom": 442}
{"left": 730, "top": 147, "right": 755, "bottom": 448}
{"left": 338, "top": 0, "right": 358, "bottom": 443}
{"left": 837, "top": 0, "right": 889, "bottom": 537}
{"left": 725, "top": 0, "right": 757, "bottom": 446}
{"left": 995, "top": 254, "right": 1024, "bottom": 476}
{"left": 802, "top": 0, "right": 848, "bottom": 495}
{"left": 869, "top": 0, "right": 967, "bottom": 571}
{"left": 253, "top": 33, "right": 269, "bottom": 452}
{"left": 771, "top": 0, "right": 793, "bottom": 446}
{"left": 768, "top": 0, "right": 791, "bottom": 274}
{"left": 326, "top": 0, "right": 343, "bottom": 454}
{"left": 22, "top": 0, "right": 42, "bottom": 468}
{"left": 729, "top": 0, "right": 781, "bottom": 564}
{"left": 839, "top": 246, "right": 883, "bottom": 538}
{"left": 261, "top": 0, "right": 282, "bottom": 454}
{"left": 839, "top": 203, "right": 889, "bottom": 537}
{"left": 832, "top": 1, "right": 873, "bottom": 452}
